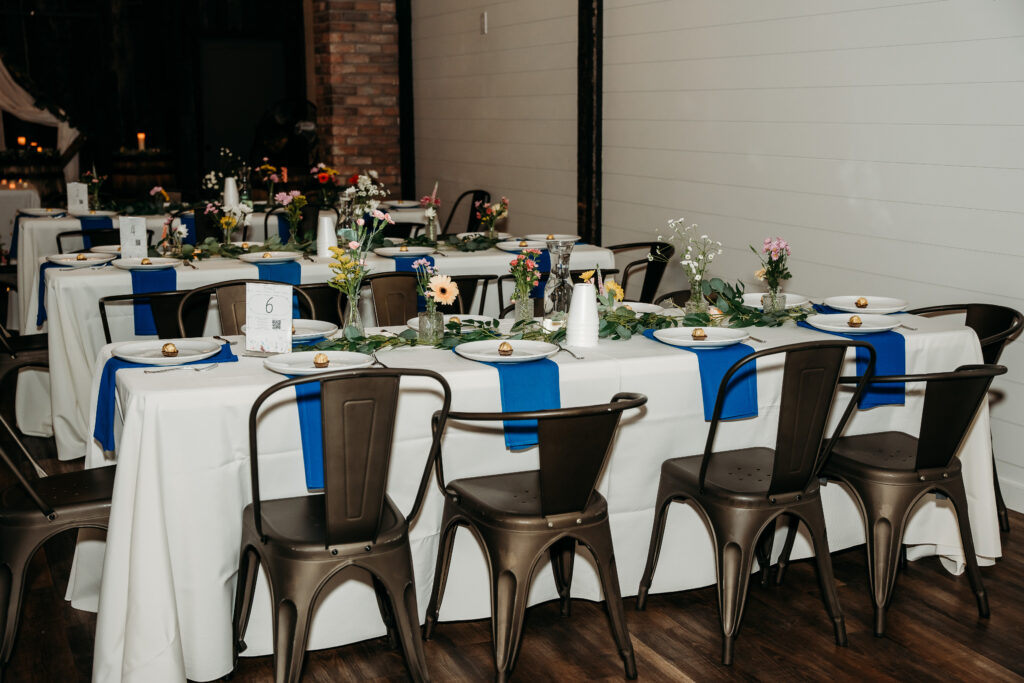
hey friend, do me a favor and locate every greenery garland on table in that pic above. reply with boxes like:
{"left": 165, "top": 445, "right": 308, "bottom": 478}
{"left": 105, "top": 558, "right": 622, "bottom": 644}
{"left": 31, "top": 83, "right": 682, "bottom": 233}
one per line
{"left": 445, "top": 234, "right": 501, "bottom": 252}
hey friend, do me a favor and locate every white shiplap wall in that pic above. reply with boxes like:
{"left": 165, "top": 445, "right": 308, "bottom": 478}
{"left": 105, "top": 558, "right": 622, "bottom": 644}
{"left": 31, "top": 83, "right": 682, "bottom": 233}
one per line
{"left": 411, "top": 0, "right": 578, "bottom": 235}
{"left": 602, "top": 0, "right": 1024, "bottom": 508}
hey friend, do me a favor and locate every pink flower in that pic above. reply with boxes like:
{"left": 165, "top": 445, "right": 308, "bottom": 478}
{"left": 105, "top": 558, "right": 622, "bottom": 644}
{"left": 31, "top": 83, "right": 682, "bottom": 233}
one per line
{"left": 371, "top": 209, "right": 386, "bottom": 221}
{"left": 149, "top": 185, "right": 163, "bottom": 196}
{"left": 356, "top": 218, "right": 365, "bottom": 227}
{"left": 269, "top": 173, "right": 279, "bottom": 183}
{"left": 289, "top": 190, "right": 301, "bottom": 198}
{"left": 274, "top": 191, "right": 293, "bottom": 206}
{"left": 204, "top": 203, "right": 218, "bottom": 214}
{"left": 348, "top": 240, "right": 360, "bottom": 249}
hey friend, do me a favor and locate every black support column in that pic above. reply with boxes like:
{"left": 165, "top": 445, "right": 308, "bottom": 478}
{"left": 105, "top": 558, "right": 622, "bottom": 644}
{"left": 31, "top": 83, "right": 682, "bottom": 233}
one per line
{"left": 577, "top": 0, "right": 602, "bottom": 244}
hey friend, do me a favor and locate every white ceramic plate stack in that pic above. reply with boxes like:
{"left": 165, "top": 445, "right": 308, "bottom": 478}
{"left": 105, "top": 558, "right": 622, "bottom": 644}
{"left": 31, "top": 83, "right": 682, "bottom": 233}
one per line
{"left": 525, "top": 233, "right": 581, "bottom": 243}
{"left": 45, "top": 253, "right": 116, "bottom": 268}
{"left": 455, "top": 231, "right": 512, "bottom": 240}
{"left": 90, "top": 245, "right": 123, "bottom": 255}
{"left": 454, "top": 339, "right": 559, "bottom": 364}
{"left": 804, "top": 314, "right": 901, "bottom": 335}
{"left": 20, "top": 208, "right": 63, "bottom": 217}
{"left": 652, "top": 327, "right": 750, "bottom": 348}
{"left": 112, "top": 257, "right": 180, "bottom": 271}
{"left": 263, "top": 350, "right": 373, "bottom": 376}
{"left": 242, "top": 319, "right": 338, "bottom": 342}
{"left": 238, "top": 251, "right": 301, "bottom": 264}
{"left": 112, "top": 339, "right": 221, "bottom": 365}
{"left": 373, "top": 246, "right": 435, "bottom": 258}
{"left": 406, "top": 314, "right": 495, "bottom": 331}
{"left": 822, "top": 296, "right": 907, "bottom": 314}
{"left": 740, "top": 292, "right": 811, "bottom": 310}
{"left": 496, "top": 240, "right": 546, "bottom": 253}
{"left": 385, "top": 200, "right": 422, "bottom": 210}
{"left": 70, "top": 210, "right": 118, "bottom": 218}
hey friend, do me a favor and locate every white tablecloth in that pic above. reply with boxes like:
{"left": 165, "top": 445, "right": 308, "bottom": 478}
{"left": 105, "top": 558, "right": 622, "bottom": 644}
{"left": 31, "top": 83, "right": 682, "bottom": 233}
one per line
{"left": 0, "top": 187, "right": 39, "bottom": 250}
{"left": 38, "top": 245, "right": 615, "bottom": 460}
{"left": 68, "top": 315, "right": 998, "bottom": 682}
{"left": 16, "top": 214, "right": 168, "bottom": 332}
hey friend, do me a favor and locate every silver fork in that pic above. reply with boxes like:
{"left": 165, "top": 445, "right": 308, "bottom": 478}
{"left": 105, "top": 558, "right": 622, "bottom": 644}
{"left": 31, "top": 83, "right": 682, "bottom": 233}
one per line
{"left": 371, "top": 351, "right": 388, "bottom": 368}
{"left": 182, "top": 259, "right": 197, "bottom": 269}
{"left": 557, "top": 345, "right": 585, "bottom": 360}
{"left": 748, "top": 334, "right": 766, "bottom": 343}
{"left": 898, "top": 323, "right": 918, "bottom": 331}
{"left": 213, "top": 335, "right": 236, "bottom": 345}
{"left": 302, "top": 252, "right": 314, "bottom": 262}
{"left": 431, "top": 250, "right": 448, "bottom": 257}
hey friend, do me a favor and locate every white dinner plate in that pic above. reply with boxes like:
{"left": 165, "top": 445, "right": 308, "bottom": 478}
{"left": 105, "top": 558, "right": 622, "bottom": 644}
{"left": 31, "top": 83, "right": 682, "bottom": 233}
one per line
{"left": 385, "top": 200, "right": 422, "bottom": 209}
{"left": 238, "top": 251, "right": 301, "bottom": 264}
{"left": 454, "top": 339, "right": 559, "bottom": 364}
{"left": 70, "top": 210, "right": 117, "bottom": 218}
{"left": 455, "top": 231, "right": 512, "bottom": 240}
{"left": 89, "top": 244, "right": 122, "bottom": 255}
{"left": 373, "top": 246, "right": 435, "bottom": 257}
{"left": 823, "top": 296, "right": 908, "bottom": 315}
{"left": 19, "top": 208, "right": 63, "bottom": 217}
{"left": 112, "top": 338, "right": 221, "bottom": 365}
{"left": 112, "top": 257, "right": 180, "bottom": 271}
{"left": 242, "top": 319, "right": 338, "bottom": 342}
{"left": 652, "top": 326, "right": 750, "bottom": 348}
{"left": 804, "top": 314, "right": 901, "bottom": 335}
{"left": 45, "top": 253, "right": 116, "bottom": 268}
{"left": 263, "top": 350, "right": 373, "bottom": 376}
{"left": 616, "top": 301, "right": 664, "bottom": 315}
{"left": 524, "top": 233, "right": 581, "bottom": 243}
{"left": 496, "top": 240, "right": 546, "bottom": 253}
{"left": 406, "top": 314, "right": 496, "bottom": 331}
{"left": 740, "top": 292, "right": 810, "bottom": 310}
{"left": 231, "top": 241, "right": 264, "bottom": 250}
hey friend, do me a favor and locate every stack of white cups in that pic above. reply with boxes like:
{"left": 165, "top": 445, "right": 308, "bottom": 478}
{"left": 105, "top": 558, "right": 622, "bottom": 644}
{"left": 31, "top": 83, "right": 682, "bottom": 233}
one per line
{"left": 316, "top": 213, "right": 339, "bottom": 257}
{"left": 566, "top": 282, "right": 599, "bottom": 347}
{"left": 222, "top": 177, "right": 239, "bottom": 210}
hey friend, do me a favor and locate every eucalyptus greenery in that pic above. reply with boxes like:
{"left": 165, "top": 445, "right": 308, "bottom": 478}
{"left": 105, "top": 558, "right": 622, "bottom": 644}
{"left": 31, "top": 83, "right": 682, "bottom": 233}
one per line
{"left": 446, "top": 234, "right": 501, "bottom": 252}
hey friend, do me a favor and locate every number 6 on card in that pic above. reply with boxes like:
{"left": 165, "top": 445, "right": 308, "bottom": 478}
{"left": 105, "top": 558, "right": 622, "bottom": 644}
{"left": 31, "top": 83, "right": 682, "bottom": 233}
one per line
{"left": 245, "top": 282, "right": 292, "bottom": 353}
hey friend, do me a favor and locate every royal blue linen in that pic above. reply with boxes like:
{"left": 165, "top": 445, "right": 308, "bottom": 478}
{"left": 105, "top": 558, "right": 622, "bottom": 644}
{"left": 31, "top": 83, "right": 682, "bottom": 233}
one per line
{"left": 642, "top": 329, "right": 758, "bottom": 421}
{"left": 36, "top": 262, "right": 68, "bottom": 326}
{"left": 277, "top": 214, "right": 291, "bottom": 242}
{"left": 93, "top": 343, "right": 238, "bottom": 451}
{"left": 482, "top": 358, "right": 561, "bottom": 449}
{"left": 531, "top": 250, "right": 551, "bottom": 298}
{"left": 255, "top": 261, "right": 302, "bottom": 317}
{"left": 812, "top": 304, "right": 905, "bottom": 316}
{"left": 130, "top": 268, "right": 177, "bottom": 335}
{"left": 796, "top": 321, "right": 905, "bottom": 408}
{"left": 179, "top": 213, "right": 198, "bottom": 245}
{"left": 78, "top": 215, "right": 113, "bottom": 249}
{"left": 292, "top": 379, "right": 326, "bottom": 489}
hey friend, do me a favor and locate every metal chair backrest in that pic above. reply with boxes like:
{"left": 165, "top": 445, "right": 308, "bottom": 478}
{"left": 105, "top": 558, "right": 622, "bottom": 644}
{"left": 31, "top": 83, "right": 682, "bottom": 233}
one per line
{"left": 176, "top": 279, "right": 315, "bottom": 336}
{"left": 298, "top": 283, "right": 344, "bottom": 326}
{"left": 839, "top": 364, "right": 1006, "bottom": 471}
{"left": 441, "top": 393, "right": 647, "bottom": 515}
{"left": 653, "top": 289, "right": 691, "bottom": 309}
{"left": 701, "top": 340, "right": 875, "bottom": 498}
{"left": 442, "top": 189, "right": 490, "bottom": 235}
{"left": 607, "top": 242, "right": 675, "bottom": 303}
{"left": 248, "top": 369, "right": 452, "bottom": 545}
{"left": 908, "top": 303, "right": 1022, "bottom": 364}
{"left": 99, "top": 290, "right": 196, "bottom": 343}
{"left": 0, "top": 360, "right": 54, "bottom": 518}
{"left": 57, "top": 228, "right": 153, "bottom": 254}
{"left": 365, "top": 272, "right": 418, "bottom": 326}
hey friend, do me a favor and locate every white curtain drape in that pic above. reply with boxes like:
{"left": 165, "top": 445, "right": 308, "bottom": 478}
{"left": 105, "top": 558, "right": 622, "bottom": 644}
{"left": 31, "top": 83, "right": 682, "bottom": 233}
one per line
{"left": 0, "top": 56, "right": 79, "bottom": 180}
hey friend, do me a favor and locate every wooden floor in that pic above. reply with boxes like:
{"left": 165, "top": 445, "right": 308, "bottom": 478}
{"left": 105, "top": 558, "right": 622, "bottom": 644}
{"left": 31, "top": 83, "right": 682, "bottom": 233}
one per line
{"left": 5, "top": 455, "right": 1024, "bottom": 682}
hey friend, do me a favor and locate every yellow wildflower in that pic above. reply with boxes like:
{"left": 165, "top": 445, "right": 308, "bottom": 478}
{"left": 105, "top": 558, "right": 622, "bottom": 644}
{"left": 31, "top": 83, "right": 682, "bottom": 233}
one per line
{"left": 579, "top": 269, "right": 595, "bottom": 283}
{"left": 604, "top": 279, "right": 625, "bottom": 301}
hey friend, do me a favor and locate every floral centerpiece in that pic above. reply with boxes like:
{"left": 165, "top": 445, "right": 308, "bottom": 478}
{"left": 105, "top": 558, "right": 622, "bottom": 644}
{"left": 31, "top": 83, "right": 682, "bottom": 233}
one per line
{"left": 475, "top": 196, "right": 509, "bottom": 239}
{"left": 159, "top": 216, "right": 189, "bottom": 254}
{"left": 213, "top": 202, "right": 252, "bottom": 243}
{"left": 751, "top": 237, "right": 792, "bottom": 313}
{"left": 580, "top": 269, "right": 624, "bottom": 311}
{"left": 420, "top": 181, "right": 441, "bottom": 242}
{"left": 411, "top": 258, "right": 459, "bottom": 344}
{"left": 656, "top": 217, "right": 722, "bottom": 314}
{"left": 148, "top": 185, "right": 170, "bottom": 213}
{"left": 81, "top": 170, "right": 107, "bottom": 210}
{"left": 311, "top": 162, "right": 341, "bottom": 208}
{"left": 257, "top": 159, "right": 281, "bottom": 201}
{"left": 508, "top": 248, "right": 543, "bottom": 324}
{"left": 339, "top": 170, "right": 388, "bottom": 228}
{"left": 275, "top": 190, "right": 307, "bottom": 244}
{"left": 327, "top": 209, "right": 395, "bottom": 335}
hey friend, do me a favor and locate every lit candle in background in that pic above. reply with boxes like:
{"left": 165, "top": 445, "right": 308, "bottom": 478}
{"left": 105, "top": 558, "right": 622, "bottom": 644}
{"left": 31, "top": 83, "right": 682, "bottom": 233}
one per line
{"left": 35, "top": 146, "right": 42, "bottom": 153}
{"left": 16, "top": 137, "right": 26, "bottom": 146}
{"left": 29, "top": 141, "right": 37, "bottom": 147}
{"left": 137, "top": 132, "right": 146, "bottom": 151}
{"left": 7, "top": 182, "right": 15, "bottom": 190}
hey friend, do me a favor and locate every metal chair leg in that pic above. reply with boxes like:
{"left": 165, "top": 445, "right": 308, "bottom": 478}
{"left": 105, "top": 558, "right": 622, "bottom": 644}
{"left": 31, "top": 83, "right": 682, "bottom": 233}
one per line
{"left": 637, "top": 479, "right": 679, "bottom": 610}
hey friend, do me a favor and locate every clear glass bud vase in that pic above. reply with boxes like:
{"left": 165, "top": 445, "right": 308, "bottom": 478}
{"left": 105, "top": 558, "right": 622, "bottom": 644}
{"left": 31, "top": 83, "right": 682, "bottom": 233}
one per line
{"left": 344, "top": 293, "right": 365, "bottom": 337}
{"left": 514, "top": 292, "right": 533, "bottom": 326}
{"left": 417, "top": 310, "right": 444, "bottom": 345}
{"left": 542, "top": 239, "right": 575, "bottom": 331}
{"left": 761, "top": 290, "right": 786, "bottom": 314}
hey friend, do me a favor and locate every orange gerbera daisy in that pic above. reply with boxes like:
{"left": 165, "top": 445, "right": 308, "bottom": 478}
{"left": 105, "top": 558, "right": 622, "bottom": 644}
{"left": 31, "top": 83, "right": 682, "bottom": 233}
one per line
{"left": 428, "top": 275, "right": 459, "bottom": 306}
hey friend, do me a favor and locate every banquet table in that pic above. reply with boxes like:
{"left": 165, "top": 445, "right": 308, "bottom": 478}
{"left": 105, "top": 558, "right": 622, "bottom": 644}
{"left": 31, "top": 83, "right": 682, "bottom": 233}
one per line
{"left": 67, "top": 314, "right": 999, "bottom": 683}
{"left": 15, "top": 214, "right": 168, "bottom": 332}
{"left": 35, "top": 244, "right": 615, "bottom": 460}
{"left": 0, "top": 186, "right": 39, "bottom": 249}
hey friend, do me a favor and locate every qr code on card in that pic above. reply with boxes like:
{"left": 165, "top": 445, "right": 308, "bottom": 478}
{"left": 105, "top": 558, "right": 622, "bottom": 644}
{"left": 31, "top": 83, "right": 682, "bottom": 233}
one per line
{"left": 271, "top": 319, "right": 282, "bottom": 330}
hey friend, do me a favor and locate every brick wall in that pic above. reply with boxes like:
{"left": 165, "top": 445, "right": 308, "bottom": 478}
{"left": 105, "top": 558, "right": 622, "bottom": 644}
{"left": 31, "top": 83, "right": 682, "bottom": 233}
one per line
{"left": 311, "top": 0, "right": 402, "bottom": 194}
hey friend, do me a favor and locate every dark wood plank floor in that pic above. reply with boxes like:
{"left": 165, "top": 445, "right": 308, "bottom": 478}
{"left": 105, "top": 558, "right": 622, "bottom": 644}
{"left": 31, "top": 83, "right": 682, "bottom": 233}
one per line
{"left": 5, "top": 454, "right": 1024, "bottom": 682}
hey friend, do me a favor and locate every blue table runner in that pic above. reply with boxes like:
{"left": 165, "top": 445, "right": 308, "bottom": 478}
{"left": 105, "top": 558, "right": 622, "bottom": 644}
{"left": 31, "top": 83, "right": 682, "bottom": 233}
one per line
{"left": 642, "top": 329, "right": 758, "bottom": 421}
{"left": 797, "top": 321, "right": 905, "bottom": 408}
{"left": 78, "top": 215, "right": 113, "bottom": 249}
{"left": 130, "top": 268, "right": 177, "bottom": 335}
{"left": 482, "top": 358, "right": 561, "bottom": 449}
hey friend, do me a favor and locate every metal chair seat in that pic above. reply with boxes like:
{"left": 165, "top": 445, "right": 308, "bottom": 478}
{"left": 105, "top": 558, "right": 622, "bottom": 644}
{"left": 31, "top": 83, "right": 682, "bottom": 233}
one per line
{"left": 447, "top": 471, "right": 609, "bottom": 529}
{"left": 827, "top": 432, "right": 938, "bottom": 476}
{"left": 662, "top": 447, "right": 787, "bottom": 499}
{"left": 246, "top": 494, "right": 405, "bottom": 552}
{"left": 0, "top": 466, "right": 115, "bottom": 519}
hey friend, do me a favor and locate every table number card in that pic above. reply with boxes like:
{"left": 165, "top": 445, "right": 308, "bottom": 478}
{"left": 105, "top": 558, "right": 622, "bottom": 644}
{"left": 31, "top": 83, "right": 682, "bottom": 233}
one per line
{"left": 118, "top": 216, "right": 148, "bottom": 259}
{"left": 244, "top": 282, "right": 292, "bottom": 353}
{"left": 67, "top": 182, "right": 88, "bottom": 213}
